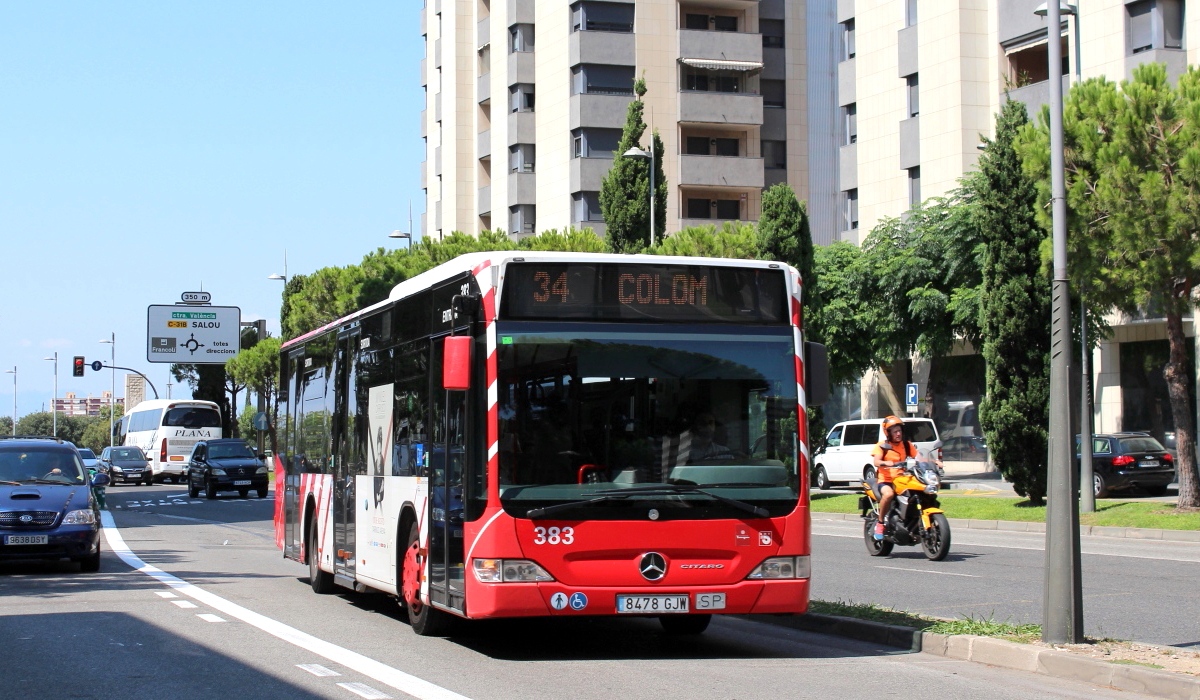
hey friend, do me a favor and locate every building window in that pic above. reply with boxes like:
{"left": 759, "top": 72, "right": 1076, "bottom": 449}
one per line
{"left": 572, "top": 192, "right": 605, "bottom": 222}
{"left": 762, "top": 140, "right": 787, "bottom": 169}
{"left": 509, "top": 84, "right": 535, "bottom": 112}
{"left": 509, "top": 144, "right": 535, "bottom": 173}
{"left": 906, "top": 75, "right": 919, "bottom": 117}
{"left": 762, "top": 79, "right": 786, "bottom": 108}
{"left": 571, "top": 1, "right": 634, "bottom": 33}
{"left": 841, "top": 19, "right": 855, "bottom": 60}
{"left": 681, "top": 65, "right": 756, "bottom": 94}
{"left": 905, "top": 0, "right": 917, "bottom": 27}
{"left": 687, "top": 198, "right": 711, "bottom": 219}
{"left": 509, "top": 23, "right": 534, "bottom": 53}
{"left": 1128, "top": 0, "right": 1184, "bottom": 54}
{"left": 683, "top": 13, "right": 738, "bottom": 32}
{"left": 843, "top": 103, "right": 857, "bottom": 145}
{"left": 572, "top": 128, "right": 622, "bottom": 158}
{"left": 509, "top": 204, "right": 535, "bottom": 234}
{"left": 684, "top": 136, "right": 740, "bottom": 156}
{"left": 571, "top": 64, "right": 636, "bottom": 96}
{"left": 842, "top": 189, "right": 858, "bottom": 231}
{"left": 908, "top": 167, "right": 921, "bottom": 207}
{"left": 715, "top": 199, "right": 741, "bottom": 219}
{"left": 761, "top": 19, "right": 785, "bottom": 48}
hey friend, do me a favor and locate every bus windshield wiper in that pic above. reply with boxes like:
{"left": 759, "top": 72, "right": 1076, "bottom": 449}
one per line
{"left": 526, "top": 493, "right": 636, "bottom": 519}
{"left": 593, "top": 484, "right": 770, "bottom": 518}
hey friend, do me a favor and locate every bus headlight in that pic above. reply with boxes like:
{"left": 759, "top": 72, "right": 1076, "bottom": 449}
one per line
{"left": 747, "top": 556, "right": 810, "bottom": 580}
{"left": 472, "top": 559, "right": 554, "bottom": 583}
{"left": 63, "top": 509, "right": 97, "bottom": 525}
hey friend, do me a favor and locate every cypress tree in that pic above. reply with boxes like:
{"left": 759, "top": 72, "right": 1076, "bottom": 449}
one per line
{"left": 600, "top": 77, "right": 666, "bottom": 252}
{"left": 978, "top": 99, "right": 1050, "bottom": 504}
{"left": 757, "top": 183, "right": 816, "bottom": 309}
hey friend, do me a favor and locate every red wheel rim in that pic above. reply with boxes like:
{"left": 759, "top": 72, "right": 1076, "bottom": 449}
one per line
{"left": 402, "top": 540, "right": 422, "bottom": 608}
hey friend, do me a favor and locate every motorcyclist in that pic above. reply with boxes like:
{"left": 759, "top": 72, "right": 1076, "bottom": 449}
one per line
{"left": 871, "top": 415, "right": 918, "bottom": 540}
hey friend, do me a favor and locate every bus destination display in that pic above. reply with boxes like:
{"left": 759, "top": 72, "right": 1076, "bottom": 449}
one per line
{"left": 500, "top": 262, "right": 788, "bottom": 323}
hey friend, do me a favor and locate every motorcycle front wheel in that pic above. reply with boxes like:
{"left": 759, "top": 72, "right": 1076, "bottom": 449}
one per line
{"left": 922, "top": 513, "right": 951, "bottom": 561}
{"left": 863, "top": 517, "right": 894, "bottom": 557}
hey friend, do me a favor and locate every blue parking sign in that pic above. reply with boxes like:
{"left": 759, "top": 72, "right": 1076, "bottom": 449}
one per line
{"left": 905, "top": 383, "right": 919, "bottom": 408}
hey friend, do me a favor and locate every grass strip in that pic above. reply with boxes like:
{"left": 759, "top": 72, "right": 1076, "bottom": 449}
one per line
{"left": 810, "top": 493, "right": 1200, "bottom": 530}
{"left": 810, "top": 599, "right": 1042, "bottom": 643}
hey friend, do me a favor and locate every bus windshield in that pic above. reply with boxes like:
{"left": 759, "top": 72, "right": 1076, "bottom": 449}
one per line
{"left": 495, "top": 326, "right": 800, "bottom": 520}
{"left": 164, "top": 407, "right": 222, "bottom": 429}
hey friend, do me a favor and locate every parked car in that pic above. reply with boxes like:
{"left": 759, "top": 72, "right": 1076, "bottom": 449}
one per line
{"left": 185, "top": 438, "right": 269, "bottom": 499}
{"left": 0, "top": 436, "right": 104, "bottom": 571}
{"left": 812, "top": 417, "right": 943, "bottom": 489}
{"left": 1078, "top": 432, "right": 1175, "bottom": 498}
{"left": 99, "top": 446, "right": 151, "bottom": 486}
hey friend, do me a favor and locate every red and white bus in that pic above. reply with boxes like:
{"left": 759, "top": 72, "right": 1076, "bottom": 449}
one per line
{"left": 274, "top": 251, "right": 828, "bottom": 635}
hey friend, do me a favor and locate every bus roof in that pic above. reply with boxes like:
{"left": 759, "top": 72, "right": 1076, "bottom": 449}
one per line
{"left": 125, "top": 399, "right": 220, "bottom": 412}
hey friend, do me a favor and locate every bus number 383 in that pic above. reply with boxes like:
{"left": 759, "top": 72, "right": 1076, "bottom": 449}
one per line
{"left": 533, "top": 526, "right": 574, "bottom": 545}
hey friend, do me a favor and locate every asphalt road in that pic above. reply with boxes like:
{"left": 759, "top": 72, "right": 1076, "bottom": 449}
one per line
{"left": 0, "top": 483, "right": 1168, "bottom": 700}
{"left": 811, "top": 516, "right": 1200, "bottom": 648}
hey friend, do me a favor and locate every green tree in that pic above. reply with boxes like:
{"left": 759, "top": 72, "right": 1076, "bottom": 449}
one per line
{"left": 651, "top": 223, "right": 758, "bottom": 259}
{"left": 979, "top": 99, "right": 1051, "bottom": 504}
{"left": 0, "top": 416, "right": 11, "bottom": 435}
{"left": 519, "top": 227, "right": 607, "bottom": 252}
{"left": 226, "top": 337, "right": 282, "bottom": 452}
{"left": 15, "top": 412, "right": 56, "bottom": 437}
{"left": 758, "top": 184, "right": 816, "bottom": 308}
{"left": 808, "top": 242, "right": 877, "bottom": 384}
{"left": 600, "top": 77, "right": 667, "bottom": 253}
{"left": 1017, "top": 64, "right": 1200, "bottom": 509}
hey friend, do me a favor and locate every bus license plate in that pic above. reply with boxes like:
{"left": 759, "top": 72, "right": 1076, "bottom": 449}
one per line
{"left": 6, "top": 535, "right": 48, "bottom": 545}
{"left": 233, "top": 480, "right": 252, "bottom": 486}
{"left": 616, "top": 595, "right": 689, "bottom": 614}
{"left": 1139, "top": 460, "right": 1159, "bottom": 468}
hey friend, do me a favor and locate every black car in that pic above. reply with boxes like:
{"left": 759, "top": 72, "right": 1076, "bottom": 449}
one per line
{"left": 186, "top": 439, "right": 269, "bottom": 499}
{"left": 1078, "top": 432, "right": 1175, "bottom": 498}
{"left": 99, "top": 446, "right": 152, "bottom": 486}
{"left": 0, "top": 436, "right": 105, "bottom": 571}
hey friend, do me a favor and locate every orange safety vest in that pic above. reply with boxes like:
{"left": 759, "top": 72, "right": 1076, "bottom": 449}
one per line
{"left": 871, "top": 439, "right": 918, "bottom": 482}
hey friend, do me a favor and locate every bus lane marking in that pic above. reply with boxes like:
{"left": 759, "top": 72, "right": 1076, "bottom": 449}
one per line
{"left": 100, "top": 511, "right": 474, "bottom": 700}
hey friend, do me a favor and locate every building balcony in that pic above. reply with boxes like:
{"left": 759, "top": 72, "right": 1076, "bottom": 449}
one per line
{"left": 570, "top": 157, "right": 613, "bottom": 192}
{"left": 678, "top": 91, "right": 762, "bottom": 126}
{"left": 679, "top": 29, "right": 762, "bottom": 65}
{"left": 679, "top": 154, "right": 764, "bottom": 189}
{"left": 434, "top": 146, "right": 442, "bottom": 176}
{"left": 569, "top": 30, "right": 635, "bottom": 67}
{"left": 898, "top": 117, "right": 919, "bottom": 170}
{"left": 434, "top": 38, "right": 442, "bottom": 68}
{"left": 838, "top": 58, "right": 855, "bottom": 106}
{"left": 478, "top": 130, "right": 491, "bottom": 160}
{"left": 477, "top": 15, "right": 490, "bottom": 47}
{"left": 839, "top": 143, "right": 857, "bottom": 190}
{"left": 1009, "top": 75, "right": 1070, "bottom": 120}
{"left": 508, "top": 51, "right": 535, "bottom": 84}
{"left": 508, "top": 111, "right": 536, "bottom": 146}
{"left": 478, "top": 73, "right": 490, "bottom": 104}
{"left": 508, "top": 0, "right": 533, "bottom": 24}
{"left": 478, "top": 185, "right": 491, "bottom": 216}
{"left": 509, "top": 171, "right": 536, "bottom": 205}
{"left": 570, "top": 93, "right": 633, "bottom": 129}
{"left": 420, "top": 58, "right": 427, "bottom": 86}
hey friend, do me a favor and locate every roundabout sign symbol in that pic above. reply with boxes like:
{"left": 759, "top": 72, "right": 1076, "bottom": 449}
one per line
{"left": 183, "top": 334, "right": 205, "bottom": 355}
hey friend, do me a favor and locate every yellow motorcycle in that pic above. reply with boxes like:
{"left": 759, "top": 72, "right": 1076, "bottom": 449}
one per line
{"left": 859, "top": 458, "right": 950, "bottom": 561}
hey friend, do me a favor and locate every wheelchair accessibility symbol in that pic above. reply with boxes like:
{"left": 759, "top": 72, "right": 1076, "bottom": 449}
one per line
{"left": 568, "top": 592, "right": 588, "bottom": 611}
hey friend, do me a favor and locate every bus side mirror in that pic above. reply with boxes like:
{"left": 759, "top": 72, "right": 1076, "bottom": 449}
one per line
{"left": 443, "top": 335, "right": 472, "bottom": 391}
{"left": 804, "top": 342, "right": 830, "bottom": 407}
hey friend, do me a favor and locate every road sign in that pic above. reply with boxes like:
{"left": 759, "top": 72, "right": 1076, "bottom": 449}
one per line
{"left": 181, "top": 291, "right": 212, "bottom": 304}
{"left": 146, "top": 305, "right": 241, "bottom": 364}
{"left": 905, "top": 383, "right": 919, "bottom": 414}
{"left": 90, "top": 361, "right": 103, "bottom": 372}
{"left": 252, "top": 412, "right": 270, "bottom": 431}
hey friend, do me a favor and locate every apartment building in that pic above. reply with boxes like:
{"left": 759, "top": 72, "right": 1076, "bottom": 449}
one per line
{"left": 834, "top": 0, "right": 1199, "bottom": 443}
{"left": 419, "top": 0, "right": 842, "bottom": 243}
{"left": 54, "top": 392, "right": 123, "bottom": 418}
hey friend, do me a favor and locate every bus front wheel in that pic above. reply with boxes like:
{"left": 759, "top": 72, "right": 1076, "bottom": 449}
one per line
{"left": 402, "top": 522, "right": 451, "bottom": 636}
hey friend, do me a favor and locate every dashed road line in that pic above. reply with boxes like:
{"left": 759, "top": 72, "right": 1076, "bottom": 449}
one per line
{"left": 156, "top": 591, "right": 177, "bottom": 598}
{"left": 298, "top": 664, "right": 342, "bottom": 677}
{"left": 172, "top": 600, "right": 199, "bottom": 609}
{"left": 338, "top": 682, "right": 393, "bottom": 699}
{"left": 197, "top": 613, "right": 227, "bottom": 623}
{"left": 100, "top": 511, "right": 472, "bottom": 700}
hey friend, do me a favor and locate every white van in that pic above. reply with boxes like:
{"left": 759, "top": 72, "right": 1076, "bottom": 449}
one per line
{"left": 812, "top": 417, "right": 942, "bottom": 489}
{"left": 119, "top": 399, "right": 223, "bottom": 483}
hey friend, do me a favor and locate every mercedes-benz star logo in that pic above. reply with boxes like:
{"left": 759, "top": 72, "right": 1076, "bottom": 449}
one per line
{"left": 639, "top": 552, "right": 667, "bottom": 581}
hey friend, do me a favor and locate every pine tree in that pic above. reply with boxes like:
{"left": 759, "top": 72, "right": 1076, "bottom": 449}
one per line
{"left": 600, "top": 77, "right": 666, "bottom": 252}
{"left": 757, "top": 183, "right": 816, "bottom": 308}
{"left": 978, "top": 99, "right": 1050, "bottom": 504}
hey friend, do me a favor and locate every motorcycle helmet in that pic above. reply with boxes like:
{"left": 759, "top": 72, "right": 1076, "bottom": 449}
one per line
{"left": 882, "top": 415, "right": 903, "bottom": 432}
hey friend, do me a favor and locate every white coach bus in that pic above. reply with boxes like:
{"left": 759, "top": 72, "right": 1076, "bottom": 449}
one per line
{"left": 119, "top": 399, "right": 223, "bottom": 483}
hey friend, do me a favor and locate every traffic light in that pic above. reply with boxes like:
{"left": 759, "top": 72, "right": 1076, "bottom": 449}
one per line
{"left": 73, "top": 356, "right": 85, "bottom": 377}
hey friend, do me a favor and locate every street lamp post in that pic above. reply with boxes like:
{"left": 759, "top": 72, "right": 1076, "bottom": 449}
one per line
{"left": 43, "top": 353, "right": 57, "bottom": 437}
{"left": 4, "top": 367, "right": 15, "bottom": 435}
{"left": 623, "top": 146, "right": 656, "bottom": 247}
{"left": 100, "top": 333, "right": 115, "bottom": 447}
{"left": 390, "top": 200, "right": 415, "bottom": 249}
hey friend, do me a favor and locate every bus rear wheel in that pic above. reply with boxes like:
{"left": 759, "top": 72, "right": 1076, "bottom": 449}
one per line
{"left": 309, "top": 525, "right": 336, "bottom": 594}
{"left": 402, "top": 522, "right": 451, "bottom": 636}
{"left": 659, "top": 614, "right": 711, "bottom": 635}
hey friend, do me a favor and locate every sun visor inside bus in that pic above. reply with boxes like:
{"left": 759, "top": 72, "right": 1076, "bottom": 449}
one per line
{"left": 443, "top": 335, "right": 472, "bottom": 391}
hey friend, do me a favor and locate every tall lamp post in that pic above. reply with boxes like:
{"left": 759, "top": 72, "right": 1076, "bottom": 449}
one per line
{"left": 99, "top": 333, "right": 115, "bottom": 447}
{"left": 390, "top": 200, "right": 414, "bottom": 249}
{"left": 43, "top": 353, "right": 57, "bottom": 437}
{"left": 623, "top": 146, "right": 656, "bottom": 247}
{"left": 4, "top": 367, "right": 15, "bottom": 435}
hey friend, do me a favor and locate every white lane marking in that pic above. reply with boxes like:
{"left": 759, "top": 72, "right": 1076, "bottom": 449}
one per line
{"left": 100, "top": 511, "right": 472, "bottom": 700}
{"left": 172, "top": 600, "right": 199, "bottom": 608}
{"left": 297, "top": 663, "right": 341, "bottom": 677}
{"left": 156, "top": 591, "right": 177, "bottom": 599}
{"left": 338, "top": 682, "right": 393, "bottom": 699}
{"left": 874, "top": 565, "right": 978, "bottom": 578}
{"left": 198, "top": 613, "right": 227, "bottom": 623}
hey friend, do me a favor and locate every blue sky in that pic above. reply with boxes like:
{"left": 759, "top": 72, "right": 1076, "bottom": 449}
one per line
{"left": 0, "top": 3, "right": 424, "bottom": 418}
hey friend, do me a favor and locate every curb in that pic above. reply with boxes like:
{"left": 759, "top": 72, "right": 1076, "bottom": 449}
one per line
{"left": 756, "top": 613, "right": 1200, "bottom": 700}
{"left": 811, "top": 512, "right": 1200, "bottom": 544}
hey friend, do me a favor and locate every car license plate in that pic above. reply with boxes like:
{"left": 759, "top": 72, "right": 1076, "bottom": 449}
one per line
{"left": 5, "top": 535, "right": 48, "bottom": 545}
{"left": 233, "top": 480, "right": 252, "bottom": 486}
{"left": 1139, "top": 460, "right": 1159, "bottom": 468}
{"left": 615, "top": 594, "right": 689, "bottom": 614}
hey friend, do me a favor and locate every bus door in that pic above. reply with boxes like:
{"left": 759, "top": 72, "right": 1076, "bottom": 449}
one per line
{"left": 283, "top": 349, "right": 304, "bottom": 560}
{"left": 332, "top": 329, "right": 359, "bottom": 581}
{"left": 429, "top": 335, "right": 468, "bottom": 614}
